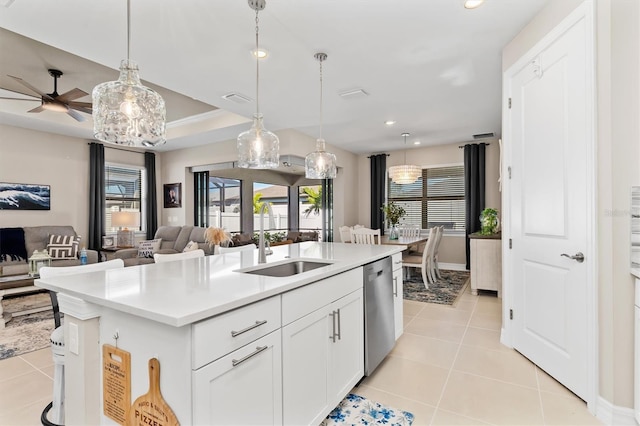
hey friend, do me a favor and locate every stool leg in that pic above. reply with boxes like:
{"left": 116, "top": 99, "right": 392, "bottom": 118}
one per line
{"left": 50, "top": 341, "right": 65, "bottom": 424}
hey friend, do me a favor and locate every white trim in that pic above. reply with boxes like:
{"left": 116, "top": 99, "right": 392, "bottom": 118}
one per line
{"left": 501, "top": 0, "right": 598, "bottom": 414}
{"left": 58, "top": 293, "right": 102, "bottom": 320}
{"left": 595, "top": 396, "right": 636, "bottom": 426}
{"left": 439, "top": 262, "right": 467, "bottom": 272}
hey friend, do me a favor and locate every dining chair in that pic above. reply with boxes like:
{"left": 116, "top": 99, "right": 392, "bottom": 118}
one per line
{"left": 350, "top": 227, "right": 381, "bottom": 245}
{"left": 402, "top": 227, "right": 437, "bottom": 288}
{"left": 39, "top": 259, "right": 125, "bottom": 425}
{"left": 401, "top": 225, "right": 422, "bottom": 253}
{"left": 154, "top": 249, "right": 205, "bottom": 263}
{"left": 339, "top": 226, "right": 352, "bottom": 243}
{"left": 432, "top": 226, "right": 444, "bottom": 279}
{"left": 218, "top": 244, "right": 257, "bottom": 253}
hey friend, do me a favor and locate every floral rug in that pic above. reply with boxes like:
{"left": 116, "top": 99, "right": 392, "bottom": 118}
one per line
{"left": 403, "top": 269, "right": 470, "bottom": 306}
{"left": 0, "top": 292, "right": 55, "bottom": 360}
{"left": 321, "top": 393, "right": 414, "bottom": 426}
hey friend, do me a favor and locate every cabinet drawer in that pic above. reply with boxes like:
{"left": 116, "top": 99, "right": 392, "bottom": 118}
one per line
{"left": 282, "top": 267, "right": 362, "bottom": 326}
{"left": 192, "top": 296, "right": 281, "bottom": 369}
{"left": 392, "top": 252, "right": 402, "bottom": 271}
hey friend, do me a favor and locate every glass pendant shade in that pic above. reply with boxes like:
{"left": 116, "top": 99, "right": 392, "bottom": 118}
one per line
{"left": 388, "top": 164, "right": 422, "bottom": 184}
{"left": 93, "top": 59, "right": 166, "bottom": 147}
{"left": 237, "top": 113, "right": 279, "bottom": 169}
{"left": 306, "top": 138, "right": 337, "bottom": 179}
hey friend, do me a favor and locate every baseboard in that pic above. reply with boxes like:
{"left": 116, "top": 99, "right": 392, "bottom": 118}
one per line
{"left": 596, "top": 396, "right": 636, "bottom": 425}
{"left": 439, "top": 263, "right": 468, "bottom": 272}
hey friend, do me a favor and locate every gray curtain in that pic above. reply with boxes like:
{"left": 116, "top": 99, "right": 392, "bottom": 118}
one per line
{"left": 321, "top": 178, "right": 334, "bottom": 242}
{"left": 370, "top": 154, "right": 387, "bottom": 232}
{"left": 145, "top": 152, "right": 158, "bottom": 239}
{"left": 464, "top": 143, "right": 486, "bottom": 270}
{"left": 88, "top": 143, "right": 105, "bottom": 250}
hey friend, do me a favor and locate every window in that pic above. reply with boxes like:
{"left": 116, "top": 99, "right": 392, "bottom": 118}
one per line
{"left": 105, "top": 163, "right": 145, "bottom": 233}
{"left": 209, "top": 177, "right": 241, "bottom": 232}
{"left": 388, "top": 165, "right": 465, "bottom": 232}
{"left": 254, "top": 182, "right": 288, "bottom": 231}
{"left": 299, "top": 185, "right": 322, "bottom": 231}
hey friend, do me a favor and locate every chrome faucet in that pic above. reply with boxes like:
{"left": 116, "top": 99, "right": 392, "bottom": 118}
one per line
{"left": 258, "top": 203, "right": 273, "bottom": 264}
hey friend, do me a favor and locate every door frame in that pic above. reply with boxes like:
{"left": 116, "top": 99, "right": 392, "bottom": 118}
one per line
{"left": 500, "top": 0, "right": 598, "bottom": 412}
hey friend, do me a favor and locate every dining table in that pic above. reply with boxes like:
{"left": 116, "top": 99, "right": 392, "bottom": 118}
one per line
{"left": 379, "top": 235, "right": 428, "bottom": 247}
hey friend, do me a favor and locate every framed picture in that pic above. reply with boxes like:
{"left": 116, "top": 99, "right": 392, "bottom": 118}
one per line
{"left": 164, "top": 183, "right": 182, "bottom": 208}
{"left": 0, "top": 182, "right": 50, "bottom": 210}
{"left": 102, "top": 236, "right": 116, "bottom": 249}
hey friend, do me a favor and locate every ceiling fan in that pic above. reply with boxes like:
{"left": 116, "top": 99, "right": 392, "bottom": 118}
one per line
{"left": 0, "top": 68, "right": 92, "bottom": 122}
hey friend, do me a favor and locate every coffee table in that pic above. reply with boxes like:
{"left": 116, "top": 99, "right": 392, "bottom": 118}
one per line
{"left": 0, "top": 274, "right": 50, "bottom": 329}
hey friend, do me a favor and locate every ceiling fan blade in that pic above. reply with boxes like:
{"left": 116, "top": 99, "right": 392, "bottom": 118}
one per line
{"left": 0, "top": 96, "right": 40, "bottom": 101}
{"left": 27, "top": 105, "right": 45, "bottom": 113}
{"left": 69, "top": 105, "right": 93, "bottom": 114}
{"left": 57, "top": 88, "right": 89, "bottom": 102}
{"left": 0, "top": 87, "right": 39, "bottom": 99}
{"left": 67, "top": 101, "right": 92, "bottom": 108}
{"left": 8, "top": 75, "right": 54, "bottom": 100}
{"left": 66, "top": 108, "right": 86, "bottom": 122}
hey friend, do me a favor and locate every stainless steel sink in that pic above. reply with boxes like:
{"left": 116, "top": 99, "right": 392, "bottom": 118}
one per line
{"left": 241, "top": 259, "right": 333, "bottom": 277}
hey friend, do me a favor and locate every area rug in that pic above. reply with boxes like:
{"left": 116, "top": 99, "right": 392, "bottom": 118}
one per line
{"left": 321, "top": 393, "right": 414, "bottom": 426}
{"left": 403, "top": 269, "right": 470, "bottom": 306}
{"left": 0, "top": 293, "right": 55, "bottom": 360}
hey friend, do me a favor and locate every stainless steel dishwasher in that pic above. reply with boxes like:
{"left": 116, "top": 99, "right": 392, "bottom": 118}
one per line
{"left": 363, "top": 256, "right": 395, "bottom": 376}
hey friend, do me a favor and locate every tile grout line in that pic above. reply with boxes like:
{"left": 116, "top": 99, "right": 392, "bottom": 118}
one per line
{"left": 534, "top": 366, "right": 548, "bottom": 425}
{"left": 429, "top": 290, "right": 480, "bottom": 425}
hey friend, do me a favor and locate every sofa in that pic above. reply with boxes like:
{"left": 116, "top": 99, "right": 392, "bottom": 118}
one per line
{"left": 115, "top": 225, "right": 215, "bottom": 267}
{"left": 0, "top": 226, "right": 99, "bottom": 285}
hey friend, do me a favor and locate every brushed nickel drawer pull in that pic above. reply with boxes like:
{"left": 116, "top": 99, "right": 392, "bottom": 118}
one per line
{"left": 393, "top": 276, "right": 398, "bottom": 296}
{"left": 231, "top": 319, "right": 267, "bottom": 337}
{"left": 232, "top": 345, "right": 268, "bottom": 367}
{"left": 336, "top": 308, "right": 342, "bottom": 340}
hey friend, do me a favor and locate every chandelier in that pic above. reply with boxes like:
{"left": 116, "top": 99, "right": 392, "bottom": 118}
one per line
{"left": 388, "top": 133, "right": 421, "bottom": 184}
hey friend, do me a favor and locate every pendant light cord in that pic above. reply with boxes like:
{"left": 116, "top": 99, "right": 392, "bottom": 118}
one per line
{"left": 126, "top": 0, "right": 131, "bottom": 62}
{"left": 255, "top": 8, "right": 260, "bottom": 115}
{"left": 319, "top": 58, "right": 323, "bottom": 140}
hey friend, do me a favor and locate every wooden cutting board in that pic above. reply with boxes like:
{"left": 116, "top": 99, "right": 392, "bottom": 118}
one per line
{"left": 128, "top": 358, "right": 179, "bottom": 426}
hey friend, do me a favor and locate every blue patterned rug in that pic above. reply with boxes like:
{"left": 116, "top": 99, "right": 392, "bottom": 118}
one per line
{"left": 321, "top": 393, "right": 414, "bottom": 425}
{"left": 403, "top": 269, "right": 470, "bottom": 305}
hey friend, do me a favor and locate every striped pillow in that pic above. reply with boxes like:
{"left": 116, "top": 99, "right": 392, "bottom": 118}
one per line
{"left": 47, "top": 235, "right": 80, "bottom": 260}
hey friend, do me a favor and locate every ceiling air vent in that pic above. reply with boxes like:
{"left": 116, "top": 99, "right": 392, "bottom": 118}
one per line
{"left": 473, "top": 132, "right": 495, "bottom": 139}
{"left": 222, "top": 93, "right": 253, "bottom": 104}
{"left": 338, "top": 88, "right": 369, "bottom": 100}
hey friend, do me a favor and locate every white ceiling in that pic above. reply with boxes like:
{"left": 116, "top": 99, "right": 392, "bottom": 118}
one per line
{"left": 0, "top": 0, "right": 548, "bottom": 155}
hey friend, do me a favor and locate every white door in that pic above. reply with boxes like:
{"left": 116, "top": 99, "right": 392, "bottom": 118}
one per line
{"left": 506, "top": 7, "right": 593, "bottom": 400}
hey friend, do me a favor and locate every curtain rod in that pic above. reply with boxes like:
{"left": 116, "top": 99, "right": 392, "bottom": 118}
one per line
{"left": 366, "top": 154, "right": 391, "bottom": 158}
{"left": 87, "top": 142, "right": 149, "bottom": 154}
{"left": 458, "top": 143, "right": 491, "bottom": 148}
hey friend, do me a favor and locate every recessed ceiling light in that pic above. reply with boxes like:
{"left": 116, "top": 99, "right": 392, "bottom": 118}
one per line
{"left": 464, "top": 0, "right": 484, "bottom": 9}
{"left": 252, "top": 49, "right": 268, "bottom": 59}
{"left": 384, "top": 120, "right": 396, "bottom": 126}
{"left": 413, "top": 141, "right": 421, "bottom": 145}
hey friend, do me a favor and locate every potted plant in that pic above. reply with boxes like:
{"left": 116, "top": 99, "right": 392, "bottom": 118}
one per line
{"left": 204, "top": 227, "right": 231, "bottom": 253}
{"left": 479, "top": 208, "right": 499, "bottom": 235}
{"left": 381, "top": 202, "right": 406, "bottom": 240}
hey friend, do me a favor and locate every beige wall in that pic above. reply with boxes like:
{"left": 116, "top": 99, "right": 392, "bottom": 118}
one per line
{"left": 356, "top": 140, "right": 501, "bottom": 266}
{"left": 159, "top": 129, "right": 359, "bottom": 239}
{"left": 503, "top": 0, "right": 639, "bottom": 410}
{"left": 0, "top": 124, "right": 92, "bottom": 242}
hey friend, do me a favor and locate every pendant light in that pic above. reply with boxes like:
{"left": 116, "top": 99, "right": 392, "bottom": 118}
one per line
{"left": 237, "top": 0, "right": 279, "bottom": 169}
{"left": 305, "top": 53, "right": 337, "bottom": 179}
{"left": 388, "top": 133, "right": 421, "bottom": 184}
{"left": 92, "top": 0, "right": 166, "bottom": 147}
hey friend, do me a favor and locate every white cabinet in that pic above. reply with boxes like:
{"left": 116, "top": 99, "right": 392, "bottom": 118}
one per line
{"left": 192, "top": 330, "right": 282, "bottom": 425}
{"left": 392, "top": 252, "right": 404, "bottom": 340}
{"left": 470, "top": 234, "right": 502, "bottom": 297}
{"left": 635, "top": 277, "right": 640, "bottom": 424}
{"left": 281, "top": 268, "right": 364, "bottom": 426}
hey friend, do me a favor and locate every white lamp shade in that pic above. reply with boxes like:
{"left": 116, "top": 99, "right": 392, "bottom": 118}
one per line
{"left": 111, "top": 211, "right": 140, "bottom": 228}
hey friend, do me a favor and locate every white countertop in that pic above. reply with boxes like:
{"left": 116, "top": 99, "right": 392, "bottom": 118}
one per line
{"left": 36, "top": 242, "right": 403, "bottom": 327}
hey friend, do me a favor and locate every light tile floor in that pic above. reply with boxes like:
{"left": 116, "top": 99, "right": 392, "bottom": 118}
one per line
{"left": 0, "top": 287, "right": 603, "bottom": 425}
{"left": 357, "top": 288, "right": 603, "bottom": 426}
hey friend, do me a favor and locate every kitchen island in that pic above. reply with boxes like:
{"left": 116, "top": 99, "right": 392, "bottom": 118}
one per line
{"left": 36, "top": 242, "right": 404, "bottom": 426}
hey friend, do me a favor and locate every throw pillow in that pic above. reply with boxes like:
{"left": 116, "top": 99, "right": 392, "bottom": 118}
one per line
{"left": 137, "top": 238, "right": 162, "bottom": 258}
{"left": 48, "top": 234, "right": 80, "bottom": 260}
{"left": 182, "top": 240, "right": 199, "bottom": 253}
